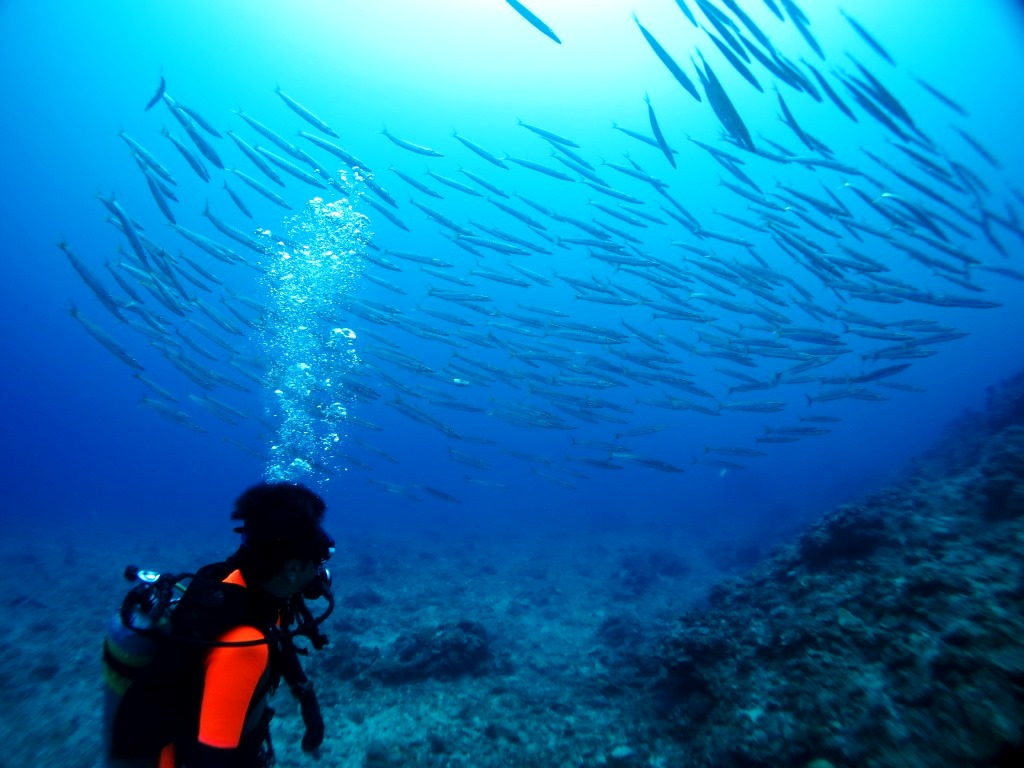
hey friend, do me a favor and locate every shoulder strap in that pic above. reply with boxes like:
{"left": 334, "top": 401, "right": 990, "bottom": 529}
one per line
{"left": 171, "top": 562, "right": 278, "bottom": 644}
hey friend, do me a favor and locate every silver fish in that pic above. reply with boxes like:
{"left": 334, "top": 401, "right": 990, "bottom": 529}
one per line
{"left": 274, "top": 85, "right": 339, "bottom": 137}
{"left": 504, "top": 0, "right": 561, "bottom": 44}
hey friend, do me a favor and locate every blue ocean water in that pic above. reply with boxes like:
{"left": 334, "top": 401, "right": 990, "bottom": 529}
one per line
{"left": 0, "top": 0, "right": 1021, "bottom": 555}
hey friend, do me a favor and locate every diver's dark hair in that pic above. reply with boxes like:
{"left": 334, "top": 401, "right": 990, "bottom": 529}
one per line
{"left": 230, "top": 482, "right": 331, "bottom": 582}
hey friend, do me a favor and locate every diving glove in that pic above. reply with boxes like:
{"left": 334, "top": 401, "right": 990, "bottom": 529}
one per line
{"left": 297, "top": 684, "right": 324, "bottom": 752}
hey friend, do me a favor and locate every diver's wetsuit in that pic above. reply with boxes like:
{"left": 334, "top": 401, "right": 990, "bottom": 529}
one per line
{"left": 160, "top": 565, "right": 281, "bottom": 768}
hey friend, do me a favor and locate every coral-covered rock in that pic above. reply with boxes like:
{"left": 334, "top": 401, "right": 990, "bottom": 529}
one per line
{"left": 975, "top": 427, "right": 1024, "bottom": 520}
{"left": 596, "top": 614, "right": 645, "bottom": 650}
{"left": 613, "top": 548, "right": 690, "bottom": 598}
{"left": 319, "top": 636, "right": 380, "bottom": 681}
{"left": 372, "top": 620, "right": 491, "bottom": 684}
{"left": 797, "top": 504, "right": 891, "bottom": 570}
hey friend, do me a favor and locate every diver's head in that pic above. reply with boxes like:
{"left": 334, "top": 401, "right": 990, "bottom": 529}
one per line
{"left": 230, "top": 482, "right": 335, "bottom": 598}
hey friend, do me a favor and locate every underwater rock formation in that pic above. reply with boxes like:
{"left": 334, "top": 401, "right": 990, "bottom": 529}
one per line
{"left": 371, "top": 620, "right": 491, "bottom": 684}
{"left": 614, "top": 548, "right": 691, "bottom": 599}
{"left": 654, "top": 370, "right": 1024, "bottom": 767}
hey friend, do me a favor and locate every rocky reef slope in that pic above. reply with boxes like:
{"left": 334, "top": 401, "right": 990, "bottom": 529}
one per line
{"left": 656, "top": 371, "right": 1024, "bottom": 767}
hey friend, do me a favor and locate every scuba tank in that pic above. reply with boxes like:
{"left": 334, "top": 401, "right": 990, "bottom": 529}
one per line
{"left": 102, "top": 566, "right": 192, "bottom": 762}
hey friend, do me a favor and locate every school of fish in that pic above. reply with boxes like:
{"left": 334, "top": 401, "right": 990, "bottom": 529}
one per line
{"left": 62, "top": 0, "right": 1023, "bottom": 500}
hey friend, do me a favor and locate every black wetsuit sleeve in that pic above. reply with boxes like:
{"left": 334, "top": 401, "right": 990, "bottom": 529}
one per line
{"left": 186, "top": 742, "right": 239, "bottom": 768}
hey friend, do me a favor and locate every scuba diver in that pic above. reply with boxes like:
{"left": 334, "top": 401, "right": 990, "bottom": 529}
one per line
{"left": 103, "top": 482, "right": 336, "bottom": 768}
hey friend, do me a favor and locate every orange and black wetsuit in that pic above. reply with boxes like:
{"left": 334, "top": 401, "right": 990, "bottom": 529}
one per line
{"left": 163, "top": 564, "right": 282, "bottom": 768}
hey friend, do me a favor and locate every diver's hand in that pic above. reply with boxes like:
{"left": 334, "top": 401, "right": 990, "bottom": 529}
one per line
{"left": 298, "top": 686, "right": 325, "bottom": 752}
